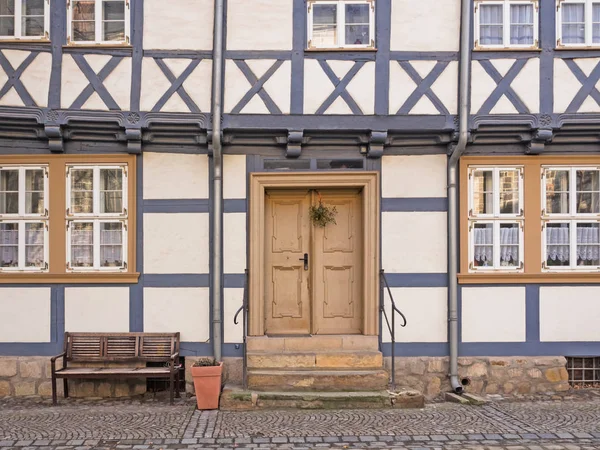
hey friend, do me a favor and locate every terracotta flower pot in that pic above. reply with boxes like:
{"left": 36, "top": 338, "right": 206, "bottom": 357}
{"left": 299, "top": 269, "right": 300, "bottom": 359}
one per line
{"left": 191, "top": 362, "right": 223, "bottom": 410}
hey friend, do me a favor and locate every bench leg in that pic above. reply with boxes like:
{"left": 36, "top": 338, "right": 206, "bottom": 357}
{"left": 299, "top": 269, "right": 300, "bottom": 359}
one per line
{"left": 51, "top": 376, "right": 57, "bottom": 405}
{"left": 170, "top": 372, "right": 174, "bottom": 405}
{"left": 175, "top": 369, "right": 180, "bottom": 398}
{"left": 63, "top": 379, "right": 69, "bottom": 398}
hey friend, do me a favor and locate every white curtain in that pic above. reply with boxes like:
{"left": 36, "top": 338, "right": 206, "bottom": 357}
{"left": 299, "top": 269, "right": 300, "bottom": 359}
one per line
{"left": 71, "top": 223, "right": 93, "bottom": 267}
{"left": 577, "top": 225, "right": 600, "bottom": 262}
{"left": 480, "top": 5, "right": 503, "bottom": 45}
{"left": 546, "top": 225, "right": 570, "bottom": 262}
{"left": 474, "top": 226, "right": 493, "bottom": 264}
{"left": 100, "top": 224, "right": 123, "bottom": 266}
{"left": 510, "top": 4, "right": 534, "bottom": 45}
{"left": 0, "top": 224, "right": 18, "bottom": 267}
{"left": 562, "top": 3, "right": 585, "bottom": 44}
{"left": 473, "top": 225, "right": 519, "bottom": 265}
{"left": 594, "top": 4, "right": 600, "bottom": 43}
{"left": 500, "top": 226, "right": 519, "bottom": 263}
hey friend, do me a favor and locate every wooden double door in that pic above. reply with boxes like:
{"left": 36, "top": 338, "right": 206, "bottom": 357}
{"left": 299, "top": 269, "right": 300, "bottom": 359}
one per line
{"left": 264, "top": 188, "right": 363, "bottom": 335}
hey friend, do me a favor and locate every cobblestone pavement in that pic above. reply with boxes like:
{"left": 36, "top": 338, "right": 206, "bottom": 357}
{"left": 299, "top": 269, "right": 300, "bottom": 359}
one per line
{"left": 0, "top": 392, "right": 600, "bottom": 449}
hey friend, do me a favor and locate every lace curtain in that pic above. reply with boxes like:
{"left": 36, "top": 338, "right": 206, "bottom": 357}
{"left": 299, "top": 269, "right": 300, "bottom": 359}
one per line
{"left": 474, "top": 226, "right": 519, "bottom": 264}
{"left": 0, "top": 224, "right": 17, "bottom": 267}
{"left": 546, "top": 225, "right": 600, "bottom": 262}
{"left": 480, "top": 4, "right": 534, "bottom": 45}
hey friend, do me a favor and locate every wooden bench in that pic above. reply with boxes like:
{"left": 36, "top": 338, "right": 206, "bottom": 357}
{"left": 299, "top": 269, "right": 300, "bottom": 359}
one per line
{"left": 51, "top": 332, "right": 181, "bottom": 405}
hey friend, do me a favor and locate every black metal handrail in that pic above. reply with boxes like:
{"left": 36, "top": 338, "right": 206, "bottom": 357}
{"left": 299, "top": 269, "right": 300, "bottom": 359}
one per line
{"left": 233, "top": 269, "right": 249, "bottom": 390}
{"left": 380, "top": 269, "right": 407, "bottom": 390}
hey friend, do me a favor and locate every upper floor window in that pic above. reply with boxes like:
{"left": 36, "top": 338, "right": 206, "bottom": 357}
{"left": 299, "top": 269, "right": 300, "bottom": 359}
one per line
{"left": 468, "top": 167, "right": 524, "bottom": 271}
{"left": 66, "top": 165, "right": 128, "bottom": 271}
{"left": 542, "top": 167, "right": 600, "bottom": 269}
{"left": 0, "top": 0, "right": 49, "bottom": 40}
{"left": 474, "top": 0, "right": 538, "bottom": 49}
{"left": 307, "top": 0, "right": 375, "bottom": 50}
{"left": 0, "top": 166, "right": 48, "bottom": 271}
{"left": 68, "top": 0, "right": 130, "bottom": 45}
{"left": 557, "top": 0, "right": 600, "bottom": 46}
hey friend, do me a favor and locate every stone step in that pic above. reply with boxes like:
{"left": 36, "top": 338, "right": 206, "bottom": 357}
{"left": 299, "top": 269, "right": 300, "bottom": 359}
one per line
{"left": 247, "top": 350, "right": 383, "bottom": 369}
{"left": 246, "top": 335, "right": 379, "bottom": 352}
{"left": 220, "top": 384, "right": 425, "bottom": 410}
{"left": 247, "top": 368, "right": 390, "bottom": 392}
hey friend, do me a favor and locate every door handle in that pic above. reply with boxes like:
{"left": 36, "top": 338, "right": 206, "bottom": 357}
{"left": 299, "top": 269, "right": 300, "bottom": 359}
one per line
{"left": 299, "top": 253, "right": 308, "bottom": 270}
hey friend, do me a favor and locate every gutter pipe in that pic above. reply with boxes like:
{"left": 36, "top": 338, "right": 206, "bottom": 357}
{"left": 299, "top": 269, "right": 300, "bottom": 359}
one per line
{"left": 211, "top": 0, "right": 225, "bottom": 362}
{"left": 447, "top": 0, "right": 472, "bottom": 393}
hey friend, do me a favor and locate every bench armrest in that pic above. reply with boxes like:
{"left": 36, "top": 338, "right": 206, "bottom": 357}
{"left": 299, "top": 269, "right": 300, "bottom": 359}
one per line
{"left": 50, "top": 352, "right": 67, "bottom": 374}
{"left": 170, "top": 352, "right": 179, "bottom": 360}
{"left": 170, "top": 352, "right": 180, "bottom": 370}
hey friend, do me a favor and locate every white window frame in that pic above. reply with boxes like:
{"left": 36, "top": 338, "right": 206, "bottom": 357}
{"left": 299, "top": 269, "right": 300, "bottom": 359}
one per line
{"left": 0, "top": 165, "right": 49, "bottom": 272}
{"left": 67, "top": 0, "right": 130, "bottom": 45}
{"left": 556, "top": 0, "right": 600, "bottom": 47}
{"left": 542, "top": 166, "right": 600, "bottom": 271}
{"left": 66, "top": 164, "right": 128, "bottom": 272}
{"left": 474, "top": 0, "right": 539, "bottom": 49}
{"left": 0, "top": 0, "right": 50, "bottom": 40}
{"left": 468, "top": 166, "right": 525, "bottom": 272}
{"left": 307, "top": 0, "right": 375, "bottom": 49}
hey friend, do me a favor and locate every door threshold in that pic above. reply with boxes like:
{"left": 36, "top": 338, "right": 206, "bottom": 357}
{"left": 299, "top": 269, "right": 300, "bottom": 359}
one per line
{"left": 265, "top": 334, "right": 313, "bottom": 338}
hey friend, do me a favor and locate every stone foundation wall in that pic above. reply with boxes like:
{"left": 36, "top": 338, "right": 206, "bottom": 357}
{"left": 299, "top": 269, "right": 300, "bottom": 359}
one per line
{"left": 384, "top": 356, "right": 570, "bottom": 399}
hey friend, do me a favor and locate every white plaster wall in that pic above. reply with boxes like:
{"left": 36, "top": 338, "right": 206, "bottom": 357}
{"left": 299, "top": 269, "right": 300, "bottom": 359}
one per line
{"left": 382, "top": 155, "right": 447, "bottom": 198}
{"left": 227, "top": 0, "right": 293, "bottom": 50}
{"left": 144, "top": 288, "right": 210, "bottom": 342}
{"left": 382, "top": 288, "right": 447, "bottom": 343}
{"left": 390, "top": 0, "right": 459, "bottom": 51}
{"left": 144, "top": 213, "right": 209, "bottom": 274}
{"left": 224, "top": 155, "right": 246, "bottom": 199}
{"left": 143, "top": 153, "right": 209, "bottom": 199}
{"left": 144, "top": 0, "right": 213, "bottom": 50}
{"left": 554, "top": 58, "right": 600, "bottom": 113}
{"left": 540, "top": 287, "right": 600, "bottom": 342}
{"left": 382, "top": 212, "right": 447, "bottom": 273}
{"left": 61, "top": 54, "right": 91, "bottom": 109}
{"left": 224, "top": 288, "right": 244, "bottom": 343}
{"left": 224, "top": 213, "right": 246, "bottom": 274}
{"left": 510, "top": 58, "right": 539, "bottom": 114}
{"left": 462, "top": 287, "right": 526, "bottom": 342}
{"left": 19, "top": 52, "right": 51, "bottom": 107}
{"left": 64, "top": 287, "right": 129, "bottom": 332}
{"left": 0, "top": 288, "right": 51, "bottom": 342}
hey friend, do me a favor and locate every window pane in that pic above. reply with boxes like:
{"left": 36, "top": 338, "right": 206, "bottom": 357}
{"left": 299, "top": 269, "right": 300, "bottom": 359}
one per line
{"left": 545, "top": 169, "right": 569, "bottom": 214}
{"left": 480, "top": 4, "right": 503, "bottom": 45}
{"left": 73, "top": 0, "right": 94, "bottom": 20}
{"left": 576, "top": 170, "right": 600, "bottom": 214}
{"left": 263, "top": 159, "right": 310, "bottom": 170}
{"left": 546, "top": 222, "right": 570, "bottom": 266}
{"left": 25, "top": 169, "right": 44, "bottom": 214}
{"left": 510, "top": 4, "right": 534, "bottom": 45}
{"left": 472, "top": 170, "right": 493, "bottom": 215}
{"left": 0, "top": 222, "right": 17, "bottom": 267}
{"left": 316, "top": 159, "right": 364, "bottom": 169}
{"left": 25, "top": 222, "right": 43, "bottom": 267}
{"left": 500, "top": 223, "right": 520, "bottom": 267}
{"left": 346, "top": 4, "right": 369, "bottom": 23}
{"left": 71, "top": 169, "right": 93, "bottom": 214}
{"left": 473, "top": 223, "right": 493, "bottom": 267}
{"left": 499, "top": 169, "right": 520, "bottom": 214}
{"left": 103, "top": 20, "right": 124, "bottom": 41}
{"left": 346, "top": 24, "right": 369, "bottom": 45}
{"left": 0, "top": 16, "right": 14, "bottom": 35}
{"left": 562, "top": 3, "right": 585, "bottom": 44}
{"left": 103, "top": 1, "right": 123, "bottom": 20}
{"left": 100, "top": 222, "right": 122, "bottom": 267}
{"left": 0, "top": 169, "right": 18, "bottom": 214}
{"left": 594, "top": 4, "right": 600, "bottom": 43}
{"left": 100, "top": 168, "right": 123, "bottom": 213}
{"left": 71, "top": 222, "right": 93, "bottom": 267}
{"left": 103, "top": 0, "right": 124, "bottom": 41}
{"left": 312, "top": 4, "right": 337, "bottom": 47}
{"left": 0, "top": 0, "right": 14, "bottom": 16}
{"left": 22, "top": 16, "right": 43, "bottom": 36}
{"left": 72, "top": 0, "right": 95, "bottom": 41}
{"left": 577, "top": 223, "right": 600, "bottom": 266}
{"left": 23, "top": 0, "right": 43, "bottom": 14}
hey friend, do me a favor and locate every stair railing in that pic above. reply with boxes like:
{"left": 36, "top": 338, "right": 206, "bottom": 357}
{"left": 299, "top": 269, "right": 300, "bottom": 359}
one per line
{"left": 233, "top": 269, "right": 249, "bottom": 390}
{"left": 380, "top": 269, "right": 407, "bottom": 390}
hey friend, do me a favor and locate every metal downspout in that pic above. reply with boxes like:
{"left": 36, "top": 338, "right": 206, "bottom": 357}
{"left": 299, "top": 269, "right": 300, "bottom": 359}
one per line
{"left": 448, "top": 0, "right": 472, "bottom": 393}
{"left": 211, "top": 0, "right": 225, "bottom": 362}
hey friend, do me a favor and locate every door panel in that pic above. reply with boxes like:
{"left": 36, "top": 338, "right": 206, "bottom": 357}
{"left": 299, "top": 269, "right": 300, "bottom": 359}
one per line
{"left": 264, "top": 190, "right": 311, "bottom": 335}
{"left": 312, "top": 190, "right": 363, "bottom": 334}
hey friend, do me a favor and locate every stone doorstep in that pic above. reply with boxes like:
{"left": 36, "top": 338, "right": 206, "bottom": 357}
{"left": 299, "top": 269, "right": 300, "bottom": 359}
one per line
{"left": 220, "top": 384, "right": 425, "bottom": 410}
{"left": 246, "top": 335, "right": 379, "bottom": 352}
{"left": 246, "top": 350, "right": 383, "bottom": 370}
{"left": 247, "top": 368, "right": 389, "bottom": 392}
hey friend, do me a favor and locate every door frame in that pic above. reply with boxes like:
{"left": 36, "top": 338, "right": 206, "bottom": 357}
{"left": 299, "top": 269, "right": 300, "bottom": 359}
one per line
{"left": 248, "top": 171, "right": 380, "bottom": 336}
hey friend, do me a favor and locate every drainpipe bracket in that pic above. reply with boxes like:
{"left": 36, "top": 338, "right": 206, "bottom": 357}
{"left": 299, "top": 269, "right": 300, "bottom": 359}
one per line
{"left": 367, "top": 130, "right": 387, "bottom": 159}
{"left": 207, "top": 130, "right": 223, "bottom": 156}
{"left": 286, "top": 130, "right": 304, "bottom": 158}
{"left": 526, "top": 128, "right": 553, "bottom": 155}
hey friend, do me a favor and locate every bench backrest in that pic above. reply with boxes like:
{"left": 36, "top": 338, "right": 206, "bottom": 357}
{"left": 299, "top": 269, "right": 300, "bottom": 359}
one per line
{"left": 65, "top": 332, "right": 180, "bottom": 362}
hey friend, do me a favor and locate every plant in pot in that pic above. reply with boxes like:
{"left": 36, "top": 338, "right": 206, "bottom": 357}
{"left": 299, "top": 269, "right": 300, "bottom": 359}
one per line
{"left": 191, "top": 358, "right": 223, "bottom": 410}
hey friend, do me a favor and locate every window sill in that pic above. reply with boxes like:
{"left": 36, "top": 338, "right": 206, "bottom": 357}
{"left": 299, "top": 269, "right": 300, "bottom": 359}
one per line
{"left": 305, "top": 47, "right": 377, "bottom": 52}
{"left": 0, "top": 39, "right": 51, "bottom": 44}
{"left": 473, "top": 47, "right": 541, "bottom": 52}
{"left": 64, "top": 43, "right": 132, "bottom": 49}
{"left": 555, "top": 46, "right": 600, "bottom": 50}
{"left": 458, "top": 272, "right": 600, "bottom": 284}
{"left": 0, "top": 272, "right": 140, "bottom": 284}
